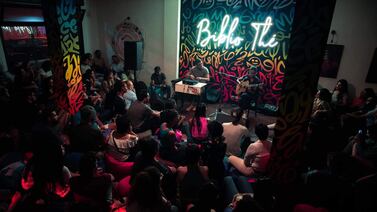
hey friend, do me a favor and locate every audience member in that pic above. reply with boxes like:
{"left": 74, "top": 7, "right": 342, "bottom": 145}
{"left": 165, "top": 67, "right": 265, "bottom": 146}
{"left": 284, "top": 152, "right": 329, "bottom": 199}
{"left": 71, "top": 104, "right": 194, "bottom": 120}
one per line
{"left": 69, "top": 105, "right": 104, "bottom": 152}
{"left": 81, "top": 53, "right": 92, "bottom": 75}
{"left": 106, "top": 115, "right": 138, "bottom": 162}
{"left": 123, "top": 80, "right": 137, "bottom": 110}
{"left": 101, "top": 70, "right": 115, "bottom": 95}
{"left": 8, "top": 127, "right": 71, "bottom": 211}
{"left": 177, "top": 144, "right": 209, "bottom": 208}
{"left": 228, "top": 124, "right": 271, "bottom": 176}
{"left": 111, "top": 55, "right": 124, "bottom": 77}
{"left": 344, "top": 124, "right": 377, "bottom": 170}
{"left": 112, "top": 80, "right": 127, "bottom": 116}
{"left": 70, "top": 152, "right": 113, "bottom": 211}
{"left": 150, "top": 66, "right": 171, "bottom": 98}
{"left": 128, "top": 85, "right": 160, "bottom": 133}
{"left": 331, "top": 79, "right": 349, "bottom": 114}
{"left": 130, "top": 138, "right": 173, "bottom": 183}
{"left": 202, "top": 121, "right": 226, "bottom": 186}
{"left": 187, "top": 182, "right": 219, "bottom": 212}
{"left": 126, "top": 166, "right": 172, "bottom": 212}
{"left": 189, "top": 103, "right": 208, "bottom": 143}
{"left": 223, "top": 108, "right": 249, "bottom": 156}
{"left": 93, "top": 50, "right": 107, "bottom": 75}
{"left": 312, "top": 88, "right": 332, "bottom": 119}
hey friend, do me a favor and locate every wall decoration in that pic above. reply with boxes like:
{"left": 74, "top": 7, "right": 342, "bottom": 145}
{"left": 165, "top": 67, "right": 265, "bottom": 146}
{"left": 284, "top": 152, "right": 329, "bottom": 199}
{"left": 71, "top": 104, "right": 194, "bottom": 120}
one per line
{"left": 179, "top": 0, "right": 296, "bottom": 107}
{"left": 366, "top": 48, "right": 377, "bottom": 83}
{"left": 269, "top": 0, "right": 336, "bottom": 188}
{"left": 111, "top": 18, "right": 144, "bottom": 61}
{"left": 42, "top": 0, "right": 84, "bottom": 115}
{"left": 320, "top": 44, "right": 344, "bottom": 78}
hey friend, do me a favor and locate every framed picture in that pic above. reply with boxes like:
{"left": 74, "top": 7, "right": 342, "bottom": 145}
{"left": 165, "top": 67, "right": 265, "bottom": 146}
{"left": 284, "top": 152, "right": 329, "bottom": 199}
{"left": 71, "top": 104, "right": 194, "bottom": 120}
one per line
{"left": 366, "top": 48, "right": 377, "bottom": 83}
{"left": 320, "top": 44, "right": 344, "bottom": 78}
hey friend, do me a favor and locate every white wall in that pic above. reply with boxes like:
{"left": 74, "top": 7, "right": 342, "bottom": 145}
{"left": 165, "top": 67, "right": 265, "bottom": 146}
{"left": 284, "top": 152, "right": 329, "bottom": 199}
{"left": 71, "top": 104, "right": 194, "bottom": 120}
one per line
{"left": 84, "top": 0, "right": 179, "bottom": 83}
{"left": 82, "top": 0, "right": 100, "bottom": 55}
{"left": 0, "top": 38, "right": 7, "bottom": 73}
{"left": 319, "top": 0, "right": 377, "bottom": 97}
{"left": 163, "top": 0, "right": 180, "bottom": 81}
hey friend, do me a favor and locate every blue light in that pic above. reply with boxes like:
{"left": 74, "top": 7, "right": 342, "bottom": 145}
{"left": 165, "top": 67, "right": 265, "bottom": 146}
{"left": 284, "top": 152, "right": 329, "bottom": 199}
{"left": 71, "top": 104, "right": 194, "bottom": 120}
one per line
{"left": 5, "top": 16, "right": 44, "bottom": 22}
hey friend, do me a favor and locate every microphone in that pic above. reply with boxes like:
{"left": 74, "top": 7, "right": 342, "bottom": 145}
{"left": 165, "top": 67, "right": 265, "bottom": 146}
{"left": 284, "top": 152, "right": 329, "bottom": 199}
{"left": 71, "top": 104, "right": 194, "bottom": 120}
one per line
{"left": 217, "top": 72, "right": 237, "bottom": 78}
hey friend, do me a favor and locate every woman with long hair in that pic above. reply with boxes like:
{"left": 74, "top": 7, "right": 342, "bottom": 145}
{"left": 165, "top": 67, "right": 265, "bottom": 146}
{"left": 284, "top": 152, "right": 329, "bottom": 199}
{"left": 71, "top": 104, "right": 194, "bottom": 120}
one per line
{"left": 177, "top": 144, "right": 209, "bottom": 208}
{"left": 8, "top": 127, "right": 71, "bottom": 211}
{"left": 202, "top": 121, "right": 226, "bottom": 186}
{"left": 126, "top": 167, "right": 171, "bottom": 212}
{"left": 190, "top": 103, "right": 208, "bottom": 143}
{"left": 331, "top": 79, "right": 349, "bottom": 114}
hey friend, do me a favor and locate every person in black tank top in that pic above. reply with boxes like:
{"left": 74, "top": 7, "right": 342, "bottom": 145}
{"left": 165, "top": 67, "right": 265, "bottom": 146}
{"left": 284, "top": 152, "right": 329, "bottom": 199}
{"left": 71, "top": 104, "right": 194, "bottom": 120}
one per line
{"left": 177, "top": 144, "right": 209, "bottom": 208}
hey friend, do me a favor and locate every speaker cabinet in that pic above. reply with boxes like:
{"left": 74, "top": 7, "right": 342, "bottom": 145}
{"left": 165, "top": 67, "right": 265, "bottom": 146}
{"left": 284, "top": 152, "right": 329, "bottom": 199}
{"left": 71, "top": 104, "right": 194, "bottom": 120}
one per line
{"left": 124, "top": 41, "right": 143, "bottom": 70}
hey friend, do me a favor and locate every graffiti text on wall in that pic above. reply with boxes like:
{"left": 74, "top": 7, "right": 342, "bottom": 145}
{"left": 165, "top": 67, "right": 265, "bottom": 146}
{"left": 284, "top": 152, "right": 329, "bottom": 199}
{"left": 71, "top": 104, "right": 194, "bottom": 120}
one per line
{"left": 56, "top": 0, "right": 83, "bottom": 114}
{"left": 179, "top": 0, "right": 295, "bottom": 106}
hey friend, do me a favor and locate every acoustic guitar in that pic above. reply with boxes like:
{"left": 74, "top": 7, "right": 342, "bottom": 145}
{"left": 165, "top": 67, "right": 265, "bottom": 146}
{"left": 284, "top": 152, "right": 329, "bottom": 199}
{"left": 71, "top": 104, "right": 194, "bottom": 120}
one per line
{"left": 235, "top": 80, "right": 263, "bottom": 95}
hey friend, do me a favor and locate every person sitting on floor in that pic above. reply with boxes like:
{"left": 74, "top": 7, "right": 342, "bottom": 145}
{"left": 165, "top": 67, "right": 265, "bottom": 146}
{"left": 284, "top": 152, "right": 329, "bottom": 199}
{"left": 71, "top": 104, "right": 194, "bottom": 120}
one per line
{"left": 70, "top": 152, "right": 113, "bottom": 211}
{"left": 69, "top": 105, "right": 104, "bottom": 153}
{"left": 106, "top": 114, "right": 138, "bottom": 162}
{"left": 223, "top": 108, "right": 249, "bottom": 157}
{"left": 128, "top": 85, "right": 160, "bottom": 133}
{"left": 331, "top": 79, "right": 349, "bottom": 115}
{"left": 126, "top": 166, "right": 172, "bottom": 212}
{"left": 150, "top": 66, "right": 171, "bottom": 99}
{"left": 312, "top": 88, "right": 332, "bottom": 119}
{"left": 158, "top": 109, "right": 185, "bottom": 165}
{"left": 124, "top": 80, "right": 137, "bottom": 110}
{"left": 93, "top": 50, "right": 107, "bottom": 75}
{"left": 189, "top": 103, "right": 208, "bottom": 144}
{"left": 111, "top": 55, "right": 124, "bottom": 78}
{"left": 349, "top": 88, "right": 376, "bottom": 112}
{"left": 202, "top": 121, "right": 226, "bottom": 186}
{"left": 228, "top": 124, "right": 272, "bottom": 177}
{"left": 8, "top": 127, "right": 71, "bottom": 211}
{"left": 177, "top": 144, "right": 209, "bottom": 209}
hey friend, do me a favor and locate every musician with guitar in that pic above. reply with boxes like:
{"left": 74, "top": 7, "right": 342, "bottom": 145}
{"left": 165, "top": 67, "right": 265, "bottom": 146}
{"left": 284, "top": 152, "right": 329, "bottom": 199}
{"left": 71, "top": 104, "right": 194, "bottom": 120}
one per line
{"left": 236, "top": 68, "right": 263, "bottom": 111}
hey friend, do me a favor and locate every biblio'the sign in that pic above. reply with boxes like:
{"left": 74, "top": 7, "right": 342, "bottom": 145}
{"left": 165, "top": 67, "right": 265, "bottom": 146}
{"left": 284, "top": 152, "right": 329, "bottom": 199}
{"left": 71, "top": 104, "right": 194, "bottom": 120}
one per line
{"left": 196, "top": 15, "right": 278, "bottom": 50}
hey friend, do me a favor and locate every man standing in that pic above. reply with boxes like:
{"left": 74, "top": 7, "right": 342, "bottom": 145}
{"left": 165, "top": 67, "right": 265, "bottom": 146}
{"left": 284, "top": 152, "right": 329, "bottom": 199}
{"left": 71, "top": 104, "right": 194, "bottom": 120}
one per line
{"left": 150, "top": 66, "right": 171, "bottom": 98}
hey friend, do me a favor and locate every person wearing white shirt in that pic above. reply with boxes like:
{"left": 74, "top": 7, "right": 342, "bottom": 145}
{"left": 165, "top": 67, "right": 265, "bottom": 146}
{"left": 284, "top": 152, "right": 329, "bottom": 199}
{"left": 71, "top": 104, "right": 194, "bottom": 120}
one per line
{"left": 111, "top": 55, "right": 124, "bottom": 76}
{"left": 81, "top": 54, "right": 92, "bottom": 75}
{"left": 123, "top": 80, "right": 137, "bottom": 110}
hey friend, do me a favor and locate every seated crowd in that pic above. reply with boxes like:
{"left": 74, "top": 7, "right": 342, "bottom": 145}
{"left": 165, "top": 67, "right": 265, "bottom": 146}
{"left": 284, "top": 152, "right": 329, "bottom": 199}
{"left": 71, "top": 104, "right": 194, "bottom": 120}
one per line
{"left": 0, "top": 51, "right": 376, "bottom": 212}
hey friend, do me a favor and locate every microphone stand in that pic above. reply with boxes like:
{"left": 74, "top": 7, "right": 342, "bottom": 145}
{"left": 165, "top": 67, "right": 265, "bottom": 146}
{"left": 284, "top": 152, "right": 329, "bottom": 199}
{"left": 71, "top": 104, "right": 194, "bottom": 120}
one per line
{"left": 209, "top": 72, "right": 236, "bottom": 120}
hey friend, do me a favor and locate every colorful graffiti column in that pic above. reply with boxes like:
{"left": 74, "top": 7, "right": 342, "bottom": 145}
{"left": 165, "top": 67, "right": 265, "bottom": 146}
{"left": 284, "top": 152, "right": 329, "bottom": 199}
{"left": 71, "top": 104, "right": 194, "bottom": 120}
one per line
{"left": 42, "top": 0, "right": 84, "bottom": 114}
{"left": 179, "top": 0, "right": 296, "bottom": 106}
{"left": 269, "top": 0, "right": 336, "bottom": 203}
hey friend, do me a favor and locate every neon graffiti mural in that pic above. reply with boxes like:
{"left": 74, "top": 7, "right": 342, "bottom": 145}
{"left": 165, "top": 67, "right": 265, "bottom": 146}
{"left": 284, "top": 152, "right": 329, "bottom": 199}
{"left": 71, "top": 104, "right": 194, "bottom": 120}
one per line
{"left": 269, "top": 0, "right": 337, "bottom": 187}
{"left": 43, "top": 0, "right": 84, "bottom": 115}
{"left": 57, "top": 0, "right": 84, "bottom": 114}
{"left": 179, "top": 0, "right": 296, "bottom": 107}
